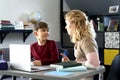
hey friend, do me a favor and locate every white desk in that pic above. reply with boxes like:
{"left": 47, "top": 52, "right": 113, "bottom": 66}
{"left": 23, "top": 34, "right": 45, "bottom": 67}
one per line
{"left": 0, "top": 66, "right": 105, "bottom": 80}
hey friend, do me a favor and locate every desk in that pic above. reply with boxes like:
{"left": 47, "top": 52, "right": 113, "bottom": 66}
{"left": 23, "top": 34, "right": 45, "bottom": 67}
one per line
{"left": 0, "top": 66, "right": 105, "bottom": 80}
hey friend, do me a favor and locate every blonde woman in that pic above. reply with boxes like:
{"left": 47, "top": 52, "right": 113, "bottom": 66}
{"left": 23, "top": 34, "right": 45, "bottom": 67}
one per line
{"left": 61, "top": 10, "right": 100, "bottom": 80}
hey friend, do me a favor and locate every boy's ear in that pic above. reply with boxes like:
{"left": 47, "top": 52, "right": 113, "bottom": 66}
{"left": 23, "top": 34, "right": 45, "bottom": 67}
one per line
{"left": 33, "top": 31, "right": 38, "bottom": 37}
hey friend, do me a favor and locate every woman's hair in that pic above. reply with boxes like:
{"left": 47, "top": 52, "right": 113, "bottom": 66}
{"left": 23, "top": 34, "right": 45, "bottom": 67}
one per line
{"left": 65, "top": 10, "right": 96, "bottom": 43}
{"left": 32, "top": 21, "right": 48, "bottom": 31}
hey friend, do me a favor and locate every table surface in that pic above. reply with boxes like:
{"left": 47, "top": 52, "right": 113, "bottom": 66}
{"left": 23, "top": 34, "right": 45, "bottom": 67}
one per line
{"left": 0, "top": 66, "right": 105, "bottom": 80}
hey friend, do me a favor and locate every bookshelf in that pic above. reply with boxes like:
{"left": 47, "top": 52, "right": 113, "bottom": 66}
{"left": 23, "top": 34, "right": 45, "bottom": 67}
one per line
{"left": 89, "top": 14, "right": 119, "bottom": 32}
{"left": 86, "top": 9, "right": 120, "bottom": 80}
{"left": 104, "top": 31, "right": 119, "bottom": 65}
{"left": 0, "top": 29, "right": 32, "bottom": 43}
{"left": 88, "top": 14, "right": 120, "bottom": 65}
{"left": 80, "top": 14, "right": 120, "bottom": 65}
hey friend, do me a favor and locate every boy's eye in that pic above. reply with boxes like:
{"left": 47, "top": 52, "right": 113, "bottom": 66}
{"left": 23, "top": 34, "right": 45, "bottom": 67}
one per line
{"left": 42, "top": 30, "right": 46, "bottom": 32}
{"left": 47, "top": 29, "right": 49, "bottom": 32}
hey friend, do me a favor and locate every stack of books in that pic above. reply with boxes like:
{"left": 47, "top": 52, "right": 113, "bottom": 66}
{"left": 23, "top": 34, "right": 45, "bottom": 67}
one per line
{"left": 0, "top": 20, "right": 14, "bottom": 30}
{"left": 50, "top": 61, "right": 87, "bottom": 72}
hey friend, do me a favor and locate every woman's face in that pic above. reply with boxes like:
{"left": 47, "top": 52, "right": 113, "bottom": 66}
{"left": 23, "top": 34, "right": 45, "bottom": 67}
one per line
{"left": 65, "top": 19, "right": 74, "bottom": 35}
{"left": 34, "top": 28, "right": 49, "bottom": 41}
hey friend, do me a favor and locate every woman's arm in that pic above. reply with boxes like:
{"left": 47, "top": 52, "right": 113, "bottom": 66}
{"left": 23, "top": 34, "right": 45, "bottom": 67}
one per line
{"left": 77, "top": 52, "right": 100, "bottom": 68}
{"left": 85, "top": 52, "right": 100, "bottom": 67}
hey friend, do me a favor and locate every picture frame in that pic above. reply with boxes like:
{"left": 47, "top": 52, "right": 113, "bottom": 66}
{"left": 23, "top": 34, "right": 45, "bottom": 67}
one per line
{"left": 109, "top": 5, "right": 119, "bottom": 13}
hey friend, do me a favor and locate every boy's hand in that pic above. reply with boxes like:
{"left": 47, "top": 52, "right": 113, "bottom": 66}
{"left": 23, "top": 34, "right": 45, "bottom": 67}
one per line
{"left": 33, "top": 60, "right": 42, "bottom": 66}
{"left": 60, "top": 53, "right": 70, "bottom": 62}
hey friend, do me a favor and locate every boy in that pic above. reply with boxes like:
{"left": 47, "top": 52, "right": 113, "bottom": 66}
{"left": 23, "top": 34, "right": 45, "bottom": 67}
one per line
{"left": 31, "top": 21, "right": 59, "bottom": 66}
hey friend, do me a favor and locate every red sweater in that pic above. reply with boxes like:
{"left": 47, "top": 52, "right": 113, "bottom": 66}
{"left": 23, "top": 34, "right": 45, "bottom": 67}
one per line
{"left": 31, "top": 40, "right": 59, "bottom": 65}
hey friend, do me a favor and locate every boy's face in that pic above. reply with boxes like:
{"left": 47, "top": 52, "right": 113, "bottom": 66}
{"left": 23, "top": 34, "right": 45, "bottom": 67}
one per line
{"left": 34, "top": 28, "right": 49, "bottom": 41}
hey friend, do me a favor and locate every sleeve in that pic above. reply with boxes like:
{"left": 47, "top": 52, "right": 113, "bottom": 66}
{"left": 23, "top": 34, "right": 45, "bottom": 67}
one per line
{"left": 80, "top": 38, "right": 100, "bottom": 68}
{"left": 40, "top": 41, "right": 60, "bottom": 65}
{"left": 81, "top": 38, "right": 98, "bottom": 55}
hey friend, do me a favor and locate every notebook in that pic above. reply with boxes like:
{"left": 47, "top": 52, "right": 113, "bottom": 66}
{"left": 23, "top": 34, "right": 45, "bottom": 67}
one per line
{"left": 57, "top": 66, "right": 87, "bottom": 72}
{"left": 50, "top": 61, "right": 82, "bottom": 69}
{"left": 9, "top": 44, "right": 51, "bottom": 72}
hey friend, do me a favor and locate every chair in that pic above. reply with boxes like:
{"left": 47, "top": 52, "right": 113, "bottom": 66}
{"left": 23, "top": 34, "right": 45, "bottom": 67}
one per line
{"left": 107, "top": 54, "right": 120, "bottom": 80}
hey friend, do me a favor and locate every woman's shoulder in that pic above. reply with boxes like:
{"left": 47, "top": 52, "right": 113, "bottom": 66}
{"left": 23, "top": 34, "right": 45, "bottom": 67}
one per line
{"left": 82, "top": 37, "right": 95, "bottom": 43}
{"left": 79, "top": 37, "right": 97, "bottom": 46}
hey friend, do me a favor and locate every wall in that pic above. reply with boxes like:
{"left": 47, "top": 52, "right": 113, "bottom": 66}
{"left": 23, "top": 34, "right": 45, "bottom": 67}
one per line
{"left": 0, "top": 0, "right": 60, "bottom": 48}
{"left": 63, "top": 0, "right": 70, "bottom": 12}
{"left": 66, "top": 0, "right": 120, "bottom": 15}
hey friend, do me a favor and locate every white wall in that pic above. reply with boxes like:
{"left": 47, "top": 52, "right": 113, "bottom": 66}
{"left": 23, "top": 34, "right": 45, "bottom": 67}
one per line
{"left": 0, "top": 0, "right": 60, "bottom": 48}
{"left": 63, "top": 0, "right": 70, "bottom": 12}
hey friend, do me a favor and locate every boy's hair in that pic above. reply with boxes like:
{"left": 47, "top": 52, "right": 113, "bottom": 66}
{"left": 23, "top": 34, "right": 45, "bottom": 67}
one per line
{"left": 32, "top": 21, "right": 48, "bottom": 31}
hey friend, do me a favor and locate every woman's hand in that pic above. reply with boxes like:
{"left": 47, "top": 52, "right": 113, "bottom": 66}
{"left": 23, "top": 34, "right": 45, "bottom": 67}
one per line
{"left": 33, "top": 60, "right": 42, "bottom": 66}
{"left": 60, "top": 53, "right": 70, "bottom": 62}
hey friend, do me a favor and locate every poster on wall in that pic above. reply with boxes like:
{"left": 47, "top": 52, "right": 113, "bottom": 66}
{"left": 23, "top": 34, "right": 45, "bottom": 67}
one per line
{"left": 105, "top": 32, "right": 119, "bottom": 48}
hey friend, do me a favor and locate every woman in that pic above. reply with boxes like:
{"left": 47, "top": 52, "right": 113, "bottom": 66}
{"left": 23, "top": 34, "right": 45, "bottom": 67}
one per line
{"left": 61, "top": 10, "right": 100, "bottom": 80}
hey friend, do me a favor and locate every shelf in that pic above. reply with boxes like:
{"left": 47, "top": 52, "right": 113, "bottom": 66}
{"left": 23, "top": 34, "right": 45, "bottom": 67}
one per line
{"left": 0, "top": 29, "right": 32, "bottom": 43}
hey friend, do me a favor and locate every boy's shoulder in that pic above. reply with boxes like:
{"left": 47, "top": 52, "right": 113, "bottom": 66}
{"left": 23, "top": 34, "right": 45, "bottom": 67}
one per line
{"left": 47, "top": 40, "right": 56, "bottom": 45}
{"left": 47, "top": 40, "right": 55, "bottom": 43}
{"left": 31, "top": 42, "right": 38, "bottom": 46}
{"left": 30, "top": 40, "right": 56, "bottom": 46}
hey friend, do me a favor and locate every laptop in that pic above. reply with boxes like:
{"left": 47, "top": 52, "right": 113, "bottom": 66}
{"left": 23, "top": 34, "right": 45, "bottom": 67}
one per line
{"left": 9, "top": 44, "right": 51, "bottom": 72}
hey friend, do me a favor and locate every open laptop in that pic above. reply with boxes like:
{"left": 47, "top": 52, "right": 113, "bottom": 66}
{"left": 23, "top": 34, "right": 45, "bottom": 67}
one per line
{"left": 9, "top": 44, "right": 51, "bottom": 72}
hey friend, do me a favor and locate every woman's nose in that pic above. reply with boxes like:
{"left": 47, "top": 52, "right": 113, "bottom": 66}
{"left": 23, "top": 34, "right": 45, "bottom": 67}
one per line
{"left": 65, "top": 26, "right": 67, "bottom": 29}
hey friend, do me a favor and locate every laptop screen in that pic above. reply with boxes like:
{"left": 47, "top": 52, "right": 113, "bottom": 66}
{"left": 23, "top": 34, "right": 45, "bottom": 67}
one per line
{"left": 9, "top": 44, "right": 31, "bottom": 71}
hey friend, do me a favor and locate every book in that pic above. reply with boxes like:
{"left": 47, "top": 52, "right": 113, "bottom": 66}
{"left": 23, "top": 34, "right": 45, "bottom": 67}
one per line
{"left": 57, "top": 66, "right": 87, "bottom": 72}
{"left": 107, "top": 19, "right": 119, "bottom": 31}
{"left": 0, "top": 20, "right": 10, "bottom": 24}
{"left": 1, "top": 27, "right": 14, "bottom": 30}
{"left": 50, "top": 61, "right": 82, "bottom": 69}
{"left": 1, "top": 25, "right": 14, "bottom": 30}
